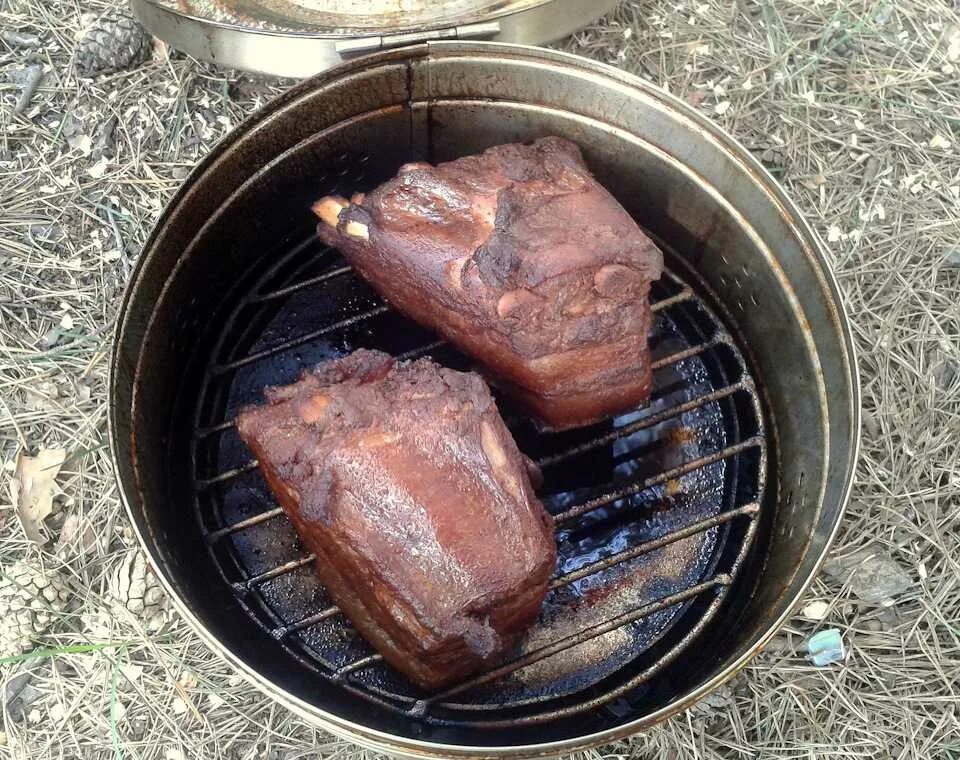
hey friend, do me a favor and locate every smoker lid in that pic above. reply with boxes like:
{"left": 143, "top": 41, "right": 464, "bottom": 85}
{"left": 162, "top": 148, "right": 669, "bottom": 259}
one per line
{"left": 130, "top": 0, "right": 617, "bottom": 78}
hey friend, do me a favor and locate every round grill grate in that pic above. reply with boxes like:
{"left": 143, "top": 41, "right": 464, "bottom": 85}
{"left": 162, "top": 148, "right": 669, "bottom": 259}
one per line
{"left": 188, "top": 157, "right": 767, "bottom": 730}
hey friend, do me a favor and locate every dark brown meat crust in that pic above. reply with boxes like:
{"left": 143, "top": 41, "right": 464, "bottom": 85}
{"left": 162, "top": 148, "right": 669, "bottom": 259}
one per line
{"left": 236, "top": 350, "right": 556, "bottom": 690}
{"left": 314, "top": 137, "right": 664, "bottom": 429}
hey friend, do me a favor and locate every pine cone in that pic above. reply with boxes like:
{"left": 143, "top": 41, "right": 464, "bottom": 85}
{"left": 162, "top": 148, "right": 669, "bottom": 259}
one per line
{"left": 76, "top": 10, "right": 150, "bottom": 77}
{"left": 0, "top": 560, "right": 70, "bottom": 658}
{"left": 110, "top": 550, "right": 168, "bottom": 632}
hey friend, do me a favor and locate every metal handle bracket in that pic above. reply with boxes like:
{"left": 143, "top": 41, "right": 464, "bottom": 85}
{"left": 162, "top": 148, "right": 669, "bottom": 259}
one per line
{"left": 335, "top": 21, "right": 501, "bottom": 58}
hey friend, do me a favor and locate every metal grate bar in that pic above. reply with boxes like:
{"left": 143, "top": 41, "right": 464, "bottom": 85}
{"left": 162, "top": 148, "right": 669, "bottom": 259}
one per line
{"left": 397, "top": 339, "right": 447, "bottom": 362}
{"left": 333, "top": 654, "right": 383, "bottom": 680}
{"left": 204, "top": 506, "right": 283, "bottom": 541}
{"left": 537, "top": 380, "right": 744, "bottom": 469}
{"left": 415, "top": 576, "right": 731, "bottom": 709}
{"left": 196, "top": 460, "right": 260, "bottom": 489}
{"left": 252, "top": 265, "right": 353, "bottom": 303}
{"left": 650, "top": 288, "right": 693, "bottom": 313}
{"left": 272, "top": 604, "right": 341, "bottom": 638}
{"left": 650, "top": 336, "right": 720, "bottom": 371}
{"left": 551, "top": 436, "right": 764, "bottom": 526}
{"left": 195, "top": 418, "right": 237, "bottom": 438}
{"left": 212, "top": 305, "right": 390, "bottom": 375}
{"left": 237, "top": 554, "right": 316, "bottom": 589}
{"left": 661, "top": 269, "right": 688, "bottom": 287}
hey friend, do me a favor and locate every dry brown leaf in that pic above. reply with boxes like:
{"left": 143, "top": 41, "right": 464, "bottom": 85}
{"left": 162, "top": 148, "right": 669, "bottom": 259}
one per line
{"left": 10, "top": 448, "right": 67, "bottom": 544}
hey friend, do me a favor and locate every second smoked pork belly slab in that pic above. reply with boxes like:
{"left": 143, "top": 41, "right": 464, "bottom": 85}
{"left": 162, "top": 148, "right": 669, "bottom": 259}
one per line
{"left": 236, "top": 349, "right": 556, "bottom": 690}
{"left": 313, "top": 137, "right": 664, "bottom": 429}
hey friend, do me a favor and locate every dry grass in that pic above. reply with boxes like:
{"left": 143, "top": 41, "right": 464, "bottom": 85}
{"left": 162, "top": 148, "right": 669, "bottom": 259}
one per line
{"left": 1, "top": 0, "right": 959, "bottom": 757}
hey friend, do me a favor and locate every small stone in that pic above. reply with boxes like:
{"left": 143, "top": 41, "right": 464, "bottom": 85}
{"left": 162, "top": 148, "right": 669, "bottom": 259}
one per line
{"left": 929, "top": 133, "right": 952, "bottom": 150}
{"left": 802, "top": 600, "right": 830, "bottom": 620}
{"left": 862, "top": 409, "right": 880, "bottom": 438}
{"left": 5, "top": 676, "right": 42, "bottom": 723}
{"left": 66, "top": 132, "right": 93, "bottom": 156}
{"left": 87, "top": 157, "right": 109, "bottom": 179}
{"left": 4, "top": 671, "right": 35, "bottom": 707}
{"left": 823, "top": 548, "right": 913, "bottom": 604}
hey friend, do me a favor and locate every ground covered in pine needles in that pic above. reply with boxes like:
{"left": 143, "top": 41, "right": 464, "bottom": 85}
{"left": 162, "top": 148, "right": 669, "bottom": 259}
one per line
{"left": 1, "top": 0, "right": 958, "bottom": 758}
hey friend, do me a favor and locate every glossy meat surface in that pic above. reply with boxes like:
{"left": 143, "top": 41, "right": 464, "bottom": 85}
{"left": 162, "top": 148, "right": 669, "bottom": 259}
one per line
{"left": 236, "top": 350, "right": 556, "bottom": 690}
{"left": 314, "top": 137, "right": 664, "bottom": 429}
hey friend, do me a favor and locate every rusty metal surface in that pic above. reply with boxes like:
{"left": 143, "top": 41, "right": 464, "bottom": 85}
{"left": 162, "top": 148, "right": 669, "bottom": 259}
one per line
{"left": 108, "top": 43, "right": 859, "bottom": 759}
